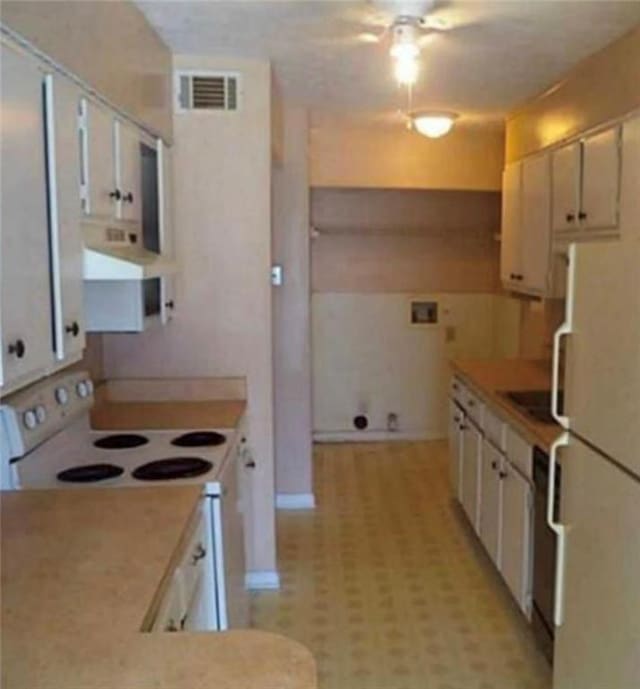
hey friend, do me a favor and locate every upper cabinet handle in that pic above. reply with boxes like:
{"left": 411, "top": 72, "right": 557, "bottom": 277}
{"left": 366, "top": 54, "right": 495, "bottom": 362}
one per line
{"left": 8, "top": 339, "right": 26, "bottom": 359}
{"left": 122, "top": 192, "right": 134, "bottom": 203}
{"left": 65, "top": 321, "right": 80, "bottom": 337}
{"left": 109, "top": 189, "right": 122, "bottom": 201}
{"left": 565, "top": 213, "right": 575, "bottom": 222}
{"left": 578, "top": 211, "right": 587, "bottom": 220}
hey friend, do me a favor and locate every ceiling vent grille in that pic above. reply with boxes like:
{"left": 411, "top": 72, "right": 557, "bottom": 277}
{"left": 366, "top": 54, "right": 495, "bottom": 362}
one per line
{"left": 175, "top": 71, "right": 241, "bottom": 113}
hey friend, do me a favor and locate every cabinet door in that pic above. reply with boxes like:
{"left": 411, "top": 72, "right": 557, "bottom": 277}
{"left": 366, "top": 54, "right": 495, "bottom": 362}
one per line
{"left": 501, "top": 461, "right": 533, "bottom": 616}
{"left": 158, "top": 141, "right": 176, "bottom": 324}
{"left": 520, "top": 154, "right": 551, "bottom": 293}
{"left": 500, "top": 162, "right": 522, "bottom": 285}
{"left": 84, "top": 99, "right": 116, "bottom": 220}
{"left": 480, "top": 440, "right": 503, "bottom": 567}
{"left": 0, "top": 45, "right": 53, "bottom": 391}
{"left": 551, "top": 142, "right": 581, "bottom": 232}
{"left": 44, "top": 74, "right": 85, "bottom": 365}
{"left": 448, "top": 400, "right": 464, "bottom": 500}
{"left": 461, "top": 422, "right": 482, "bottom": 532}
{"left": 581, "top": 127, "right": 620, "bottom": 231}
{"left": 116, "top": 121, "right": 142, "bottom": 223}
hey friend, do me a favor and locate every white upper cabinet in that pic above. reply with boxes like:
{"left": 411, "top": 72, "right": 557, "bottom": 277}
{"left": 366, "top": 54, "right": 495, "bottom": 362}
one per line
{"left": 580, "top": 127, "right": 621, "bottom": 230}
{"left": 116, "top": 120, "right": 143, "bottom": 224}
{"left": 158, "top": 140, "right": 177, "bottom": 323}
{"left": 552, "top": 127, "right": 621, "bottom": 235}
{"left": 551, "top": 142, "right": 581, "bottom": 232}
{"left": 81, "top": 102, "right": 144, "bottom": 228}
{"left": 500, "top": 162, "right": 523, "bottom": 287}
{"left": 44, "top": 74, "right": 86, "bottom": 366}
{"left": 82, "top": 99, "right": 117, "bottom": 221}
{"left": 520, "top": 154, "right": 552, "bottom": 294}
{"left": 500, "top": 154, "right": 551, "bottom": 296}
{"left": 0, "top": 45, "right": 53, "bottom": 392}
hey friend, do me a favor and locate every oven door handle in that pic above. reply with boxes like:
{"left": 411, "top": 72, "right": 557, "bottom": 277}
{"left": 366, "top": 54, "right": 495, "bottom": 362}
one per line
{"left": 548, "top": 431, "right": 571, "bottom": 627}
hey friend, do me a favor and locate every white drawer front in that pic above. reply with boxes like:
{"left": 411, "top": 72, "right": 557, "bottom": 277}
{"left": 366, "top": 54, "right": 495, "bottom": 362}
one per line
{"left": 450, "top": 376, "right": 466, "bottom": 404}
{"left": 463, "top": 388, "right": 484, "bottom": 426}
{"left": 484, "top": 407, "right": 506, "bottom": 451}
{"left": 505, "top": 426, "right": 533, "bottom": 478}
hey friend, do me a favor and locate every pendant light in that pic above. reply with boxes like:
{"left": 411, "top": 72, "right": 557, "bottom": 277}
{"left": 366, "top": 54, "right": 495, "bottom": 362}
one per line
{"left": 411, "top": 111, "right": 458, "bottom": 138}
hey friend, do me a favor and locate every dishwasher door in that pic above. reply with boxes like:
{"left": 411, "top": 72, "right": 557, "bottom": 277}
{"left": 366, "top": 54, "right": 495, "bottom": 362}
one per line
{"left": 532, "top": 446, "right": 559, "bottom": 663}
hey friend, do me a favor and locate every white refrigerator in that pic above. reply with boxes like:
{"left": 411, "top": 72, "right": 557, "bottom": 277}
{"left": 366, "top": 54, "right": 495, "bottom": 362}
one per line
{"left": 550, "top": 241, "right": 640, "bottom": 689}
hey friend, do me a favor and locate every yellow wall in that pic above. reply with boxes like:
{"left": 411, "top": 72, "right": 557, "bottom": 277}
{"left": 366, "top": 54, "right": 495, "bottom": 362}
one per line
{"left": 1, "top": 0, "right": 173, "bottom": 139}
{"left": 310, "top": 113, "right": 505, "bottom": 191}
{"left": 506, "top": 24, "right": 640, "bottom": 163}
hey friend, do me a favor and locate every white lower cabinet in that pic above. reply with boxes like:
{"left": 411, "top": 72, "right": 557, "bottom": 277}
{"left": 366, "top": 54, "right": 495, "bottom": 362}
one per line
{"left": 449, "top": 376, "right": 533, "bottom": 619}
{"left": 448, "top": 400, "right": 464, "bottom": 500}
{"left": 500, "top": 460, "right": 533, "bottom": 617}
{"left": 461, "top": 420, "right": 482, "bottom": 532}
{"left": 479, "top": 440, "right": 504, "bottom": 567}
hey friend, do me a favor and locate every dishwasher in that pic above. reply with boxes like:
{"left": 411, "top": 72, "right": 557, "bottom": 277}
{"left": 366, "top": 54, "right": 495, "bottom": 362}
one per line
{"left": 532, "top": 446, "right": 561, "bottom": 663}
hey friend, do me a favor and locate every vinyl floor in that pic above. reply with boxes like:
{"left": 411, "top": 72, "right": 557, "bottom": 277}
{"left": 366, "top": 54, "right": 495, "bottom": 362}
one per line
{"left": 250, "top": 441, "right": 551, "bottom": 689}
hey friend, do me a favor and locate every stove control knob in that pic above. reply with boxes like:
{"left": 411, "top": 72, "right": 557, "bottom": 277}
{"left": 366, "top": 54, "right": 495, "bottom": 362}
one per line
{"left": 76, "top": 381, "right": 89, "bottom": 399}
{"left": 23, "top": 410, "right": 37, "bottom": 430}
{"left": 35, "top": 405, "right": 47, "bottom": 424}
{"left": 55, "top": 386, "right": 69, "bottom": 406}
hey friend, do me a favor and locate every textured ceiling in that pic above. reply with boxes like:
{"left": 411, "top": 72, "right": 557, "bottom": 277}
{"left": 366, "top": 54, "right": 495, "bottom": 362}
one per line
{"left": 137, "top": 1, "right": 640, "bottom": 123}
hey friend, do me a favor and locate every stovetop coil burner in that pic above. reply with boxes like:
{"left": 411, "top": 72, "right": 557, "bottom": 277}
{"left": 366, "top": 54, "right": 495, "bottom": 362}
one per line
{"left": 171, "top": 431, "right": 227, "bottom": 448}
{"left": 94, "top": 434, "right": 149, "bottom": 450}
{"left": 57, "top": 463, "right": 124, "bottom": 483}
{"left": 132, "top": 457, "right": 213, "bottom": 481}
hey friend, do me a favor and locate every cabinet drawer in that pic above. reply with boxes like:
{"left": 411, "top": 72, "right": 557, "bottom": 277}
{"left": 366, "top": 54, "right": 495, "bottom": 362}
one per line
{"left": 179, "top": 508, "right": 209, "bottom": 608}
{"left": 463, "top": 389, "right": 484, "bottom": 426}
{"left": 505, "top": 427, "right": 533, "bottom": 479}
{"left": 484, "top": 407, "right": 506, "bottom": 451}
{"left": 450, "top": 377, "right": 466, "bottom": 404}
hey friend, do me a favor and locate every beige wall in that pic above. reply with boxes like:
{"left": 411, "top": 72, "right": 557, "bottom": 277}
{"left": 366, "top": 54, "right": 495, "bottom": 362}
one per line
{"left": 1, "top": 0, "right": 172, "bottom": 139}
{"left": 102, "top": 55, "right": 275, "bottom": 577}
{"left": 310, "top": 113, "right": 504, "bottom": 191}
{"left": 506, "top": 24, "right": 640, "bottom": 163}
{"left": 518, "top": 299, "right": 565, "bottom": 361}
{"left": 312, "top": 293, "right": 520, "bottom": 438}
{"left": 311, "top": 188, "right": 502, "bottom": 294}
{"left": 272, "top": 106, "right": 313, "bottom": 498}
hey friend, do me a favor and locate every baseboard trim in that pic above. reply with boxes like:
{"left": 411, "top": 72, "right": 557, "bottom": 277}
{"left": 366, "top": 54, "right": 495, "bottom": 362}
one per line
{"left": 313, "top": 430, "right": 445, "bottom": 443}
{"left": 245, "top": 570, "right": 280, "bottom": 590}
{"left": 276, "top": 493, "right": 316, "bottom": 510}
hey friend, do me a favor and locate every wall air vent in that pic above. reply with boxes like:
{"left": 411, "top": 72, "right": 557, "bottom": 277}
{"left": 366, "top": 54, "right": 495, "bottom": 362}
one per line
{"left": 175, "top": 71, "right": 241, "bottom": 113}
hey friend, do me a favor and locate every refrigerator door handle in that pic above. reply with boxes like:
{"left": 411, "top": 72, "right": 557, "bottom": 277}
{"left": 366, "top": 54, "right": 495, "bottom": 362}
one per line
{"left": 551, "top": 244, "right": 576, "bottom": 428}
{"left": 548, "top": 431, "right": 571, "bottom": 627}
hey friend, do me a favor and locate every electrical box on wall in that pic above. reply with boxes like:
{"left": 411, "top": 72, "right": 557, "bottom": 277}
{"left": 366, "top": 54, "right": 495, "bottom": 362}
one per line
{"left": 410, "top": 300, "right": 438, "bottom": 325}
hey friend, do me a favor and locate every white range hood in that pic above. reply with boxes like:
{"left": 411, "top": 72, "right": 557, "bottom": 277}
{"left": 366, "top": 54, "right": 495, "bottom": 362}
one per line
{"left": 83, "top": 244, "right": 176, "bottom": 281}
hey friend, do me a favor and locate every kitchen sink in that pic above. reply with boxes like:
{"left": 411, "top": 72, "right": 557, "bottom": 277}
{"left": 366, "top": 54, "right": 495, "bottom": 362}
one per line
{"left": 502, "top": 389, "right": 563, "bottom": 425}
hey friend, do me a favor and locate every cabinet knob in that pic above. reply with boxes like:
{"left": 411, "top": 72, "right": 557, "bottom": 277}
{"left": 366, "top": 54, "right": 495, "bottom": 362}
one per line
{"left": 164, "top": 300, "right": 175, "bottom": 310}
{"left": 109, "top": 188, "right": 122, "bottom": 201}
{"left": 499, "top": 470, "right": 508, "bottom": 480}
{"left": 578, "top": 211, "right": 587, "bottom": 220}
{"left": 566, "top": 213, "right": 575, "bottom": 223}
{"left": 122, "top": 191, "right": 134, "bottom": 203}
{"left": 191, "top": 543, "right": 206, "bottom": 565}
{"left": 65, "top": 321, "right": 80, "bottom": 337}
{"left": 491, "top": 460, "right": 498, "bottom": 470}
{"left": 245, "top": 459, "right": 256, "bottom": 469}
{"left": 7, "top": 339, "right": 26, "bottom": 359}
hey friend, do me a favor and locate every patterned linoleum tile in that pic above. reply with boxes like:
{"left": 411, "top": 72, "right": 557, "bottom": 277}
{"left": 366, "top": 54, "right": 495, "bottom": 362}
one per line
{"left": 250, "top": 440, "right": 551, "bottom": 689}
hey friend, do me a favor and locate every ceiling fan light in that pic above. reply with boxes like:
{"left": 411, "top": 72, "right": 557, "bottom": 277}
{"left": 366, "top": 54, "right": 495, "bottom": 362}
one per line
{"left": 390, "top": 41, "right": 420, "bottom": 60}
{"left": 412, "top": 112, "right": 458, "bottom": 138}
{"left": 394, "top": 55, "right": 419, "bottom": 85}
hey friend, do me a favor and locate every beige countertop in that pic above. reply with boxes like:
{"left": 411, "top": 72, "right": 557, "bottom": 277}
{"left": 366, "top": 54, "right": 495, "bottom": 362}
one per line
{"left": 91, "top": 399, "right": 247, "bottom": 431}
{"left": 450, "top": 358, "right": 563, "bottom": 451}
{"left": 1, "top": 487, "right": 316, "bottom": 689}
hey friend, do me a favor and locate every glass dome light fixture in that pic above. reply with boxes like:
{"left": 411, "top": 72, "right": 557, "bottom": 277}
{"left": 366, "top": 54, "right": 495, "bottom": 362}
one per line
{"left": 411, "top": 111, "right": 459, "bottom": 138}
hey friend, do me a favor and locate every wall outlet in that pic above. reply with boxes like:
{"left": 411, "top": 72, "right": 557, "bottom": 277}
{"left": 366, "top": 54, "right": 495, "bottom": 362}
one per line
{"left": 271, "top": 264, "right": 283, "bottom": 286}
